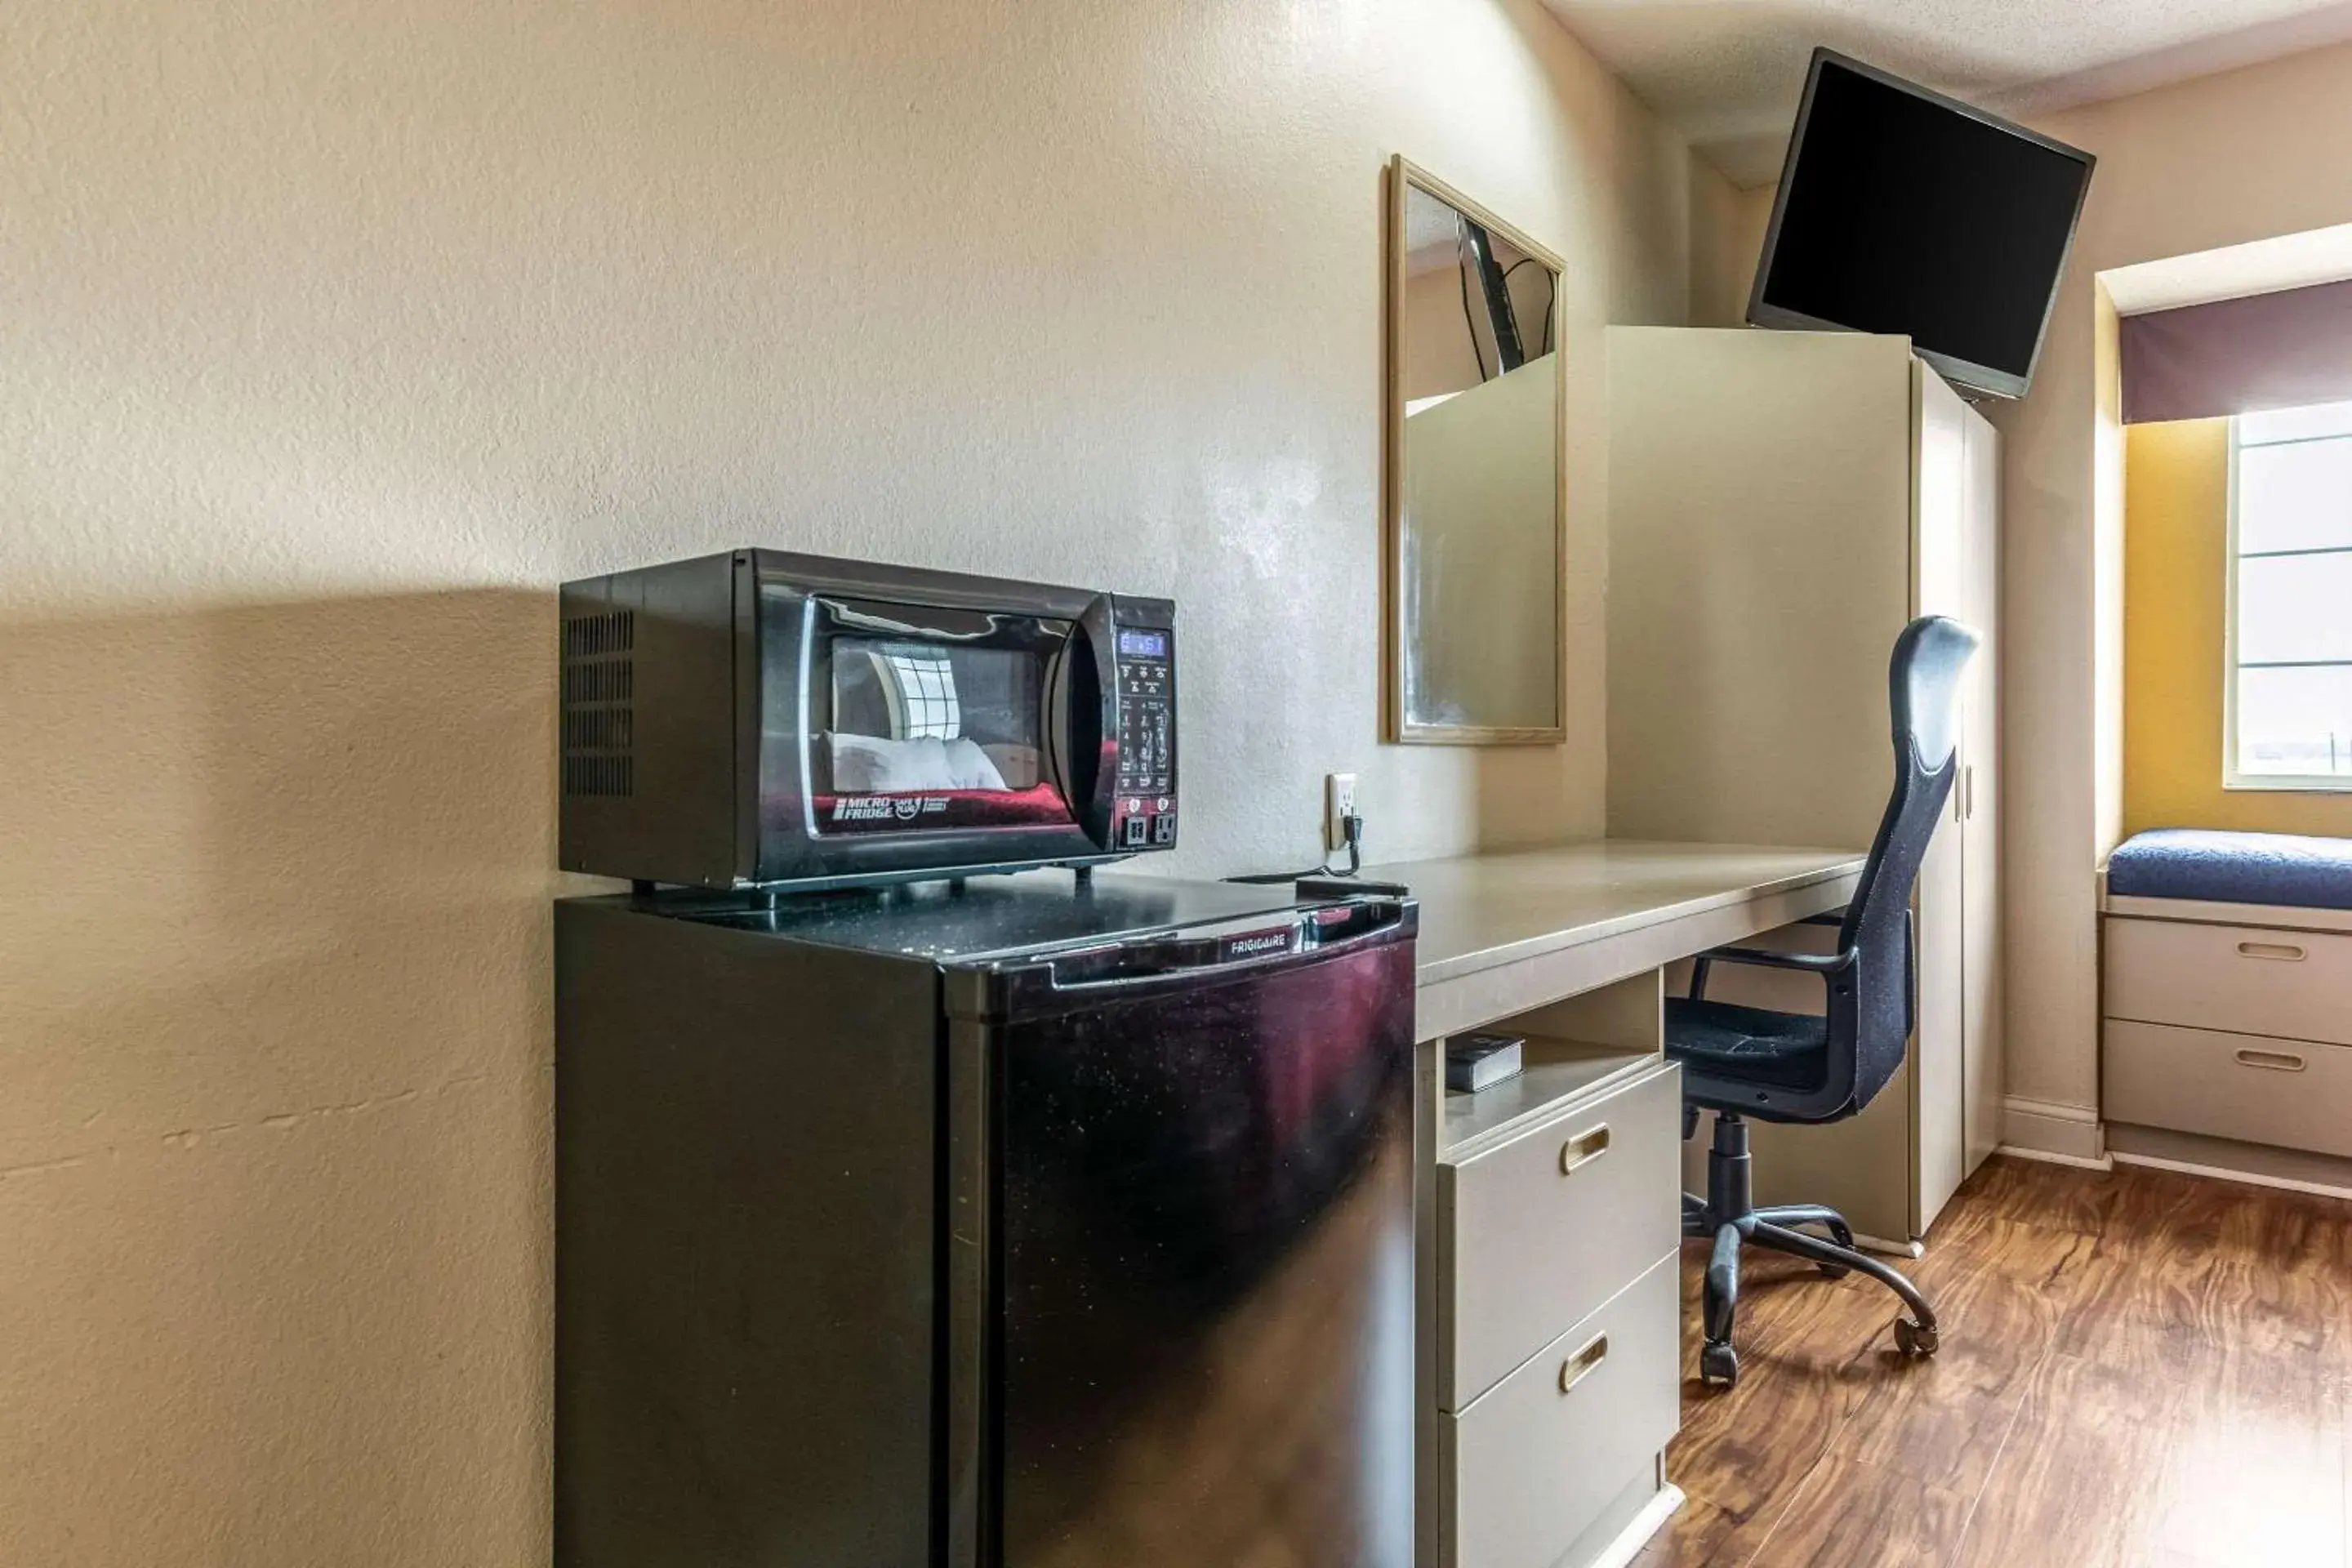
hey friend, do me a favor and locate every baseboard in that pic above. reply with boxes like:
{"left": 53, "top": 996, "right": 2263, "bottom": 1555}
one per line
{"left": 1852, "top": 1232, "right": 1924, "bottom": 1258}
{"left": 2000, "top": 1095, "right": 2107, "bottom": 1165}
{"left": 2105, "top": 1122, "right": 2352, "bottom": 1201}
{"left": 1583, "top": 1481, "right": 1686, "bottom": 1568}
{"left": 1995, "top": 1143, "right": 2115, "bottom": 1172}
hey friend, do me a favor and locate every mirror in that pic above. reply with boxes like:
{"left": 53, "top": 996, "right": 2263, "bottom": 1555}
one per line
{"left": 1383, "top": 158, "right": 1565, "bottom": 744}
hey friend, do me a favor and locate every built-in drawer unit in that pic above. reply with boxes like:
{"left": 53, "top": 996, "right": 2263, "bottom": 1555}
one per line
{"left": 1437, "top": 1062, "right": 1679, "bottom": 1411}
{"left": 2105, "top": 915, "right": 2352, "bottom": 1048}
{"left": 1439, "top": 1253, "right": 1680, "bottom": 1568}
{"left": 2104, "top": 1018, "right": 2352, "bottom": 1159}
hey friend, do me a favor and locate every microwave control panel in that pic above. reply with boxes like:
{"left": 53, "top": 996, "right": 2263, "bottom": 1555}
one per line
{"left": 1112, "top": 625, "right": 1176, "bottom": 849}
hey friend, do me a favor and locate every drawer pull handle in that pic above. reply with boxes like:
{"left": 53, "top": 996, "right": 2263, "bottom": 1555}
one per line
{"left": 1558, "top": 1333, "right": 1609, "bottom": 1395}
{"left": 2236, "top": 941, "right": 2307, "bottom": 962}
{"left": 1560, "top": 1125, "right": 1611, "bottom": 1176}
{"left": 2234, "top": 1048, "right": 2307, "bottom": 1072}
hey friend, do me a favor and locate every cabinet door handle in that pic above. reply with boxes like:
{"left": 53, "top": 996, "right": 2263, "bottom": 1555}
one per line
{"left": 2236, "top": 941, "right": 2306, "bottom": 962}
{"left": 1559, "top": 1125, "right": 1610, "bottom": 1176}
{"left": 2234, "top": 1048, "right": 2307, "bottom": 1072}
{"left": 1963, "top": 764, "right": 1976, "bottom": 821}
{"left": 1558, "top": 1332, "right": 1609, "bottom": 1396}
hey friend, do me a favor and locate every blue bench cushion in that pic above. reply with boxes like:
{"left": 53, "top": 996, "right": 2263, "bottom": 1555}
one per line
{"left": 2108, "top": 828, "right": 2352, "bottom": 911}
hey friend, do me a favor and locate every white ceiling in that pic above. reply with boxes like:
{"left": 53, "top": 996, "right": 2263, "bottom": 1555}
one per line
{"left": 1545, "top": 0, "right": 2352, "bottom": 186}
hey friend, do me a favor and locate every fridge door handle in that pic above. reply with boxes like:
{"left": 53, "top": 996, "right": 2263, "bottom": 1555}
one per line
{"left": 1022, "top": 901, "right": 1414, "bottom": 994}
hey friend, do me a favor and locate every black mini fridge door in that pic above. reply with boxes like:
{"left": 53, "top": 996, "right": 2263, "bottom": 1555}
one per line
{"left": 946, "top": 900, "right": 1418, "bottom": 1568}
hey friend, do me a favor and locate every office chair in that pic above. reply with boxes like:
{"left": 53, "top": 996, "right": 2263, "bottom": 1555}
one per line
{"left": 1668, "top": 615, "right": 1980, "bottom": 1388}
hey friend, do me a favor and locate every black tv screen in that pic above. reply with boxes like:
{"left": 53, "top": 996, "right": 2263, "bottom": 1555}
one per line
{"left": 1748, "top": 50, "right": 2095, "bottom": 399}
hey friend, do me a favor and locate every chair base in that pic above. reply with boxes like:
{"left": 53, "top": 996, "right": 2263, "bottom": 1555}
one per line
{"left": 1682, "top": 1111, "right": 1939, "bottom": 1388}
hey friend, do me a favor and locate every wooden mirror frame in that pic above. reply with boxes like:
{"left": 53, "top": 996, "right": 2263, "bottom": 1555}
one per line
{"left": 1383, "top": 155, "right": 1569, "bottom": 746}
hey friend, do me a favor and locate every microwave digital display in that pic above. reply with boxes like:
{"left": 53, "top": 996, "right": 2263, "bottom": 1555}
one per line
{"left": 1116, "top": 628, "right": 1169, "bottom": 659}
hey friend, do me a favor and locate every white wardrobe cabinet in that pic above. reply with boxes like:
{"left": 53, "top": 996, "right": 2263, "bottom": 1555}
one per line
{"left": 1605, "top": 327, "right": 2003, "bottom": 1246}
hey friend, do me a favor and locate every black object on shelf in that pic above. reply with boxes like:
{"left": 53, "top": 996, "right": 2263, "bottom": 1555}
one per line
{"left": 1446, "top": 1031, "right": 1526, "bottom": 1094}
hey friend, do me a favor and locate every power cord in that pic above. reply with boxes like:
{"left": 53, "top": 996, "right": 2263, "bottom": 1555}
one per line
{"left": 1227, "top": 811, "right": 1365, "bottom": 885}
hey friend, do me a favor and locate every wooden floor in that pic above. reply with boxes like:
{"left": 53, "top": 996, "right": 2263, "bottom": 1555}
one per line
{"left": 1636, "top": 1155, "right": 2352, "bottom": 1568}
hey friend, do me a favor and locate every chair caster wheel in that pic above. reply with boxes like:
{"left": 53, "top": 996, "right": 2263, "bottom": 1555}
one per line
{"left": 1699, "top": 1342, "right": 1740, "bottom": 1388}
{"left": 1893, "top": 1318, "right": 1939, "bottom": 1356}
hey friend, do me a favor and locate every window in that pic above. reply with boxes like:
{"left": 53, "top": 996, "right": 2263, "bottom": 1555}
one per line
{"left": 2228, "top": 400, "right": 2352, "bottom": 789}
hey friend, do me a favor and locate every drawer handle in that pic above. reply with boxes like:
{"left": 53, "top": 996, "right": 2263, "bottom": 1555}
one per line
{"left": 1558, "top": 1333, "right": 1609, "bottom": 1396}
{"left": 2236, "top": 941, "right": 2307, "bottom": 962}
{"left": 1559, "top": 1125, "right": 1611, "bottom": 1176}
{"left": 2234, "top": 1048, "right": 2307, "bottom": 1072}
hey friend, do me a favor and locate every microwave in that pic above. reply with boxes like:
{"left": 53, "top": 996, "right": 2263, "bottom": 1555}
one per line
{"left": 559, "top": 550, "right": 1178, "bottom": 892}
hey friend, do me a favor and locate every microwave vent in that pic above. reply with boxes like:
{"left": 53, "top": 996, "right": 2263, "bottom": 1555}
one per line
{"left": 564, "top": 611, "right": 634, "bottom": 658}
{"left": 562, "top": 609, "right": 635, "bottom": 799}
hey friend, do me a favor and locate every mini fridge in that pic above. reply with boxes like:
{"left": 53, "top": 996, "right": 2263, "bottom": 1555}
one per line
{"left": 555, "top": 874, "right": 1418, "bottom": 1567}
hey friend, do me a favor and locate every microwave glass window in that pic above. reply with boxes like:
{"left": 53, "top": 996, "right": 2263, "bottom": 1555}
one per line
{"left": 827, "top": 639, "right": 1046, "bottom": 794}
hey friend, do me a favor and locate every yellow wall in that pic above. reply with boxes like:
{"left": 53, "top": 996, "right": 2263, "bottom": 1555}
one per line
{"left": 2124, "top": 417, "right": 2352, "bottom": 836}
{"left": 0, "top": 0, "right": 1721, "bottom": 1559}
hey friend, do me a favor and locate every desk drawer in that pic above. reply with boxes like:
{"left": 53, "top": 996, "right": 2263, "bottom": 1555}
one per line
{"left": 1441, "top": 1253, "right": 1679, "bottom": 1568}
{"left": 1437, "top": 1062, "right": 1678, "bottom": 1410}
{"left": 2105, "top": 1018, "right": 2352, "bottom": 1158}
{"left": 2105, "top": 915, "right": 2352, "bottom": 1047}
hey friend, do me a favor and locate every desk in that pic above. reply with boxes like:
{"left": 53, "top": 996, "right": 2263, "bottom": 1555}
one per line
{"left": 1374, "top": 840, "right": 1866, "bottom": 1044}
{"left": 1361, "top": 840, "right": 1865, "bottom": 1568}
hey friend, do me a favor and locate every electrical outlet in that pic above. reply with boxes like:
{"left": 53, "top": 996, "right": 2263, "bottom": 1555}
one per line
{"left": 1325, "top": 773, "right": 1358, "bottom": 853}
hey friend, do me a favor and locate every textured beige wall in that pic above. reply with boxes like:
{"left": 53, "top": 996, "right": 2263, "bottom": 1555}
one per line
{"left": 0, "top": 0, "right": 1706, "bottom": 1559}
{"left": 1993, "top": 42, "right": 2352, "bottom": 1112}
{"left": 1686, "top": 172, "right": 1775, "bottom": 328}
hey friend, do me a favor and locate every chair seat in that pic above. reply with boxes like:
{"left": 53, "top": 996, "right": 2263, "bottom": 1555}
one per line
{"left": 1664, "top": 998, "right": 1829, "bottom": 1091}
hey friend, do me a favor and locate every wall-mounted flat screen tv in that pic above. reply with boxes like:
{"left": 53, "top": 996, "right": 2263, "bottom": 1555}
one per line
{"left": 1748, "top": 49, "right": 2096, "bottom": 400}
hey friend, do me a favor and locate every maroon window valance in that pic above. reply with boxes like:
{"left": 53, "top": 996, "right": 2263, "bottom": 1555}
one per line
{"left": 2120, "top": 276, "right": 2352, "bottom": 425}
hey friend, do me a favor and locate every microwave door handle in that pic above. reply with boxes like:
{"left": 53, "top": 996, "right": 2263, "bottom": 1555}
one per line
{"left": 1058, "top": 603, "right": 1119, "bottom": 849}
{"left": 1042, "top": 637, "right": 1069, "bottom": 806}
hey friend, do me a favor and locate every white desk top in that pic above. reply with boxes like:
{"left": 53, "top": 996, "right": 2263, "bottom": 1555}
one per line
{"left": 1359, "top": 840, "right": 1866, "bottom": 1040}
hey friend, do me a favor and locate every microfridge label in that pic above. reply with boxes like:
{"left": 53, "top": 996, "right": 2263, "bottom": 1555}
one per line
{"left": 832, "top": 796, "right": 950, "bottom": 822}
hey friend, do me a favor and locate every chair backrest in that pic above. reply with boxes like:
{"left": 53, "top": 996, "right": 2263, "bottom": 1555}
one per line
{"left": 1688, "top": 616, "right": 1980, "bottom": 1125}
{"left": 1807, "top": 615, "right": 1980, "bottom": 1119}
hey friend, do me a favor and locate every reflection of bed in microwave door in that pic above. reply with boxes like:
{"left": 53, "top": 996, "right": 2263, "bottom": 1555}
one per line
{"left": 828, "top": 732, "right": 1010, "bottom": 792}
{"left": 830, "top": 636, "right": 1048, "bottom": 786}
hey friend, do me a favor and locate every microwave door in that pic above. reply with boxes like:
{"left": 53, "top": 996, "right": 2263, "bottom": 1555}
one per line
{"left": 805, "top": 598, "right": 1089, "bottom": 842}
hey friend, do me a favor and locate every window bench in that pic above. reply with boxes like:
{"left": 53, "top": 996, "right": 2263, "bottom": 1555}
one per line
{"left": 2103, "top": 829, "right": 2352, "bottom": 1162}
